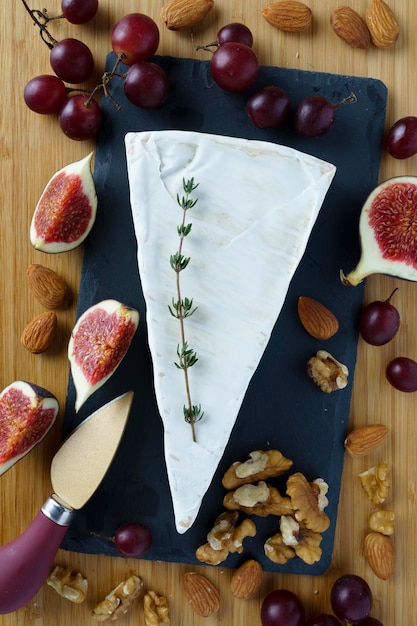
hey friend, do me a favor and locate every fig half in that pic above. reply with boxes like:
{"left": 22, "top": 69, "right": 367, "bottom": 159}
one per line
{"left": 30, "top": 152, "right": 97, "bottom": 253}
{"left": 68, "top": 299, "right": 139, "bottom": 412}
{"left": 341, "top": 176, "right": 417, "bottom": 286}
{"left": 0, "top": 381, "right": 59, "bottom": 476}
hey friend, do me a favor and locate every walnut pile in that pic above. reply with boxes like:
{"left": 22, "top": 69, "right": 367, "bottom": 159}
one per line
{"left": 196, "top": 449, "right": 331, "bottom": 567}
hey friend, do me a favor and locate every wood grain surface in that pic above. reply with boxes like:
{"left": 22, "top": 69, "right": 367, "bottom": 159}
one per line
{"left": 0, "top": 1, "right": 415, "bottom": 624}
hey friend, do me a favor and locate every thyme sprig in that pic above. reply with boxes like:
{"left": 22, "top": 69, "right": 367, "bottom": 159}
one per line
{"left": 169, "top": 178, "right": 203, "bottom": 442}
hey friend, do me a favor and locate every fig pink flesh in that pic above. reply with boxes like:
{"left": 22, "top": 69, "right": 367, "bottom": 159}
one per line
{"left": 72, "top": 308, "right": 137, "bottom": 385}
{"left": 369, "top": 181, "right": 417, "bottom": 268}
{"left": 34, "top": 172, "right": 92, "bottom": 244}
{"left": 0, "top": 387, "right": 57, "bottom": 463}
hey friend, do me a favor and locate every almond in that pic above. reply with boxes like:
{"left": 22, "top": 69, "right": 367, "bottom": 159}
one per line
{"left": 230, "top": 559, "right": 263, "bottom": 599}
{"left": 366, "top": 0, "right": 399, "bottom": 48}
{"left": 364, "top": 531, "right": 395, "bottom": 579}
{"left": 161, "top": 0, "right": 214, "bottom": 31}
{"left": 27, "top": 264, "right": 71, "bottom": 310}
{"left": 262, "top": 1, "right": 313, "bottom": 33}
{"left": 21, "top": 311, "right": 57, "bottom": 354}
{"left": 297, "top": 296, "right": 339, "bottom": 340}
{"left": 344, "top": 424, "right": 389, "bottom": 457}
{"left": 330, "top": 6, "right": 371, "bottom": 49}
{"left": 183, "top": 572, "right": 220, "bottom": 617}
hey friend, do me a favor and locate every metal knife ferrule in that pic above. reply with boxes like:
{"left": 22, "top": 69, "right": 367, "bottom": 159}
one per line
{"left": 41, "top": 495, "right": 74, "bottom": 527}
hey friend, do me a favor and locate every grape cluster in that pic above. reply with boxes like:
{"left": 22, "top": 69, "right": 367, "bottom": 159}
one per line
{"left": 260, "top": 574, "right": 383, "bottom": 626}
{"left": 23, "top": 2, "right": 169, "bottom": 140}
{"left": 359, "top": 289, "right": 417, "bottom": 391}
{"left": 197, "top": 23, "right": 355, "bottom": 137}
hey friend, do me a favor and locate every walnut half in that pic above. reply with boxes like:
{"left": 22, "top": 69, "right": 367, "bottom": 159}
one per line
{"left": 46, "top": 565, "right": 88, "bottom": 603}
{"left": 144, "top": 590, "right": 170, "bottom": 626}
{"left": 307, "top": 350, "right": 348, "bottom": 393}
{"left": 196, "top": 511, "right": 257, "bottom": 565}
{"left": 92, "top": 575, "right": 144, "bottom": 621}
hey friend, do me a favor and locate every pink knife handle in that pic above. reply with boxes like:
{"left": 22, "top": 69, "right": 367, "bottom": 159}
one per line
{"left": 0, "top": 496, "right": 74, "bottom": 614}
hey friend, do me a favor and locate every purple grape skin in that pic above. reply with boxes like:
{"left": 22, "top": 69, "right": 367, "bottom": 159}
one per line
{"left": 359, "top": 299, "right": 400, "bottom": 346}
{"left": 304, "top": 614, "right": 341, "bottom": 626}
{"left": 24, "top": 75, "right": 67, "bottom": 115}
{"left": 294, "top": 95, "right": 335, "bottom": 138}
{"left": 114, "top": 522, "right": 152, "bottom": 557}
{"left": 124, "top": 62, "right": 169, "bottom": 109}
{"left": 260, "top": 589, "right": 305, "bottom": 626}
{"left": 386, "top": 116, "right": 417, "bottom": 159}
{"left": 50, "top": 38, "right": 94, "bottom": 84}
{"left": 246, "top": 86, "right": 290, "bottom": 128}
{"left": 330, "top": 574, "right": 372, "bottom": 623}
{"left": 386, "top": 356, "right": 417, "bottom": 392}
{"left": 217, "top": 22, "right": 254, "bottom": 47}
{"left": 356, "top": 618, "right": 384, "bottom": 626}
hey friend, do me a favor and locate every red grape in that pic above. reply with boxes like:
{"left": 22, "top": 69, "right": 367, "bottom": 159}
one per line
{"left": 124, "top": 62, "right": 169, "bottom": 108}
{"left": 261, "top": 589, "right": 305, "bottom": 626}
{"left": 58, "top": 94, "right": 102, "bottom": 140}
{"left": 294, "top": 95, "right": 335, "bottom": 138}
{"left": 330, "top": 574, "right": 372, "bottom": 623}
{"left": 61, "top": 0, "right": 98, "bottom": 24}
{"left": 246, "top": 85, "right": 290, "bottom": 128}
{"left": 210, "top": 42, "right": 259, "bottom": 92}
{"left": 114, "top": 522, "right": 152, "bottom": 557}
{"left": 356, "top": 618, "right": 383, "bottom": 626}
{"left": 359, "top": 289, "right": 400, "bottom": 345}
{"left": 50, "top": 38, "right": 94, "bottom": 84}
{"left": 217, "top": 22, "right": 254, "bottom": 47}
{"left": 111, "top": 13, "right": 159, "bottom": 65}
{"left": 305, "top": 614, "right": 341, "bottom": 626}
{"left": 386, "top": 116, "right": 417, "bottom": 159}
{"left": 24, "top": 75, "right": 67, "bottom": 115}
{"left": 386, "top": 356, "right": 417, "bottom": 392}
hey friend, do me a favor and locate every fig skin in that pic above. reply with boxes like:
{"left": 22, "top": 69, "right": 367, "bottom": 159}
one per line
{"left": 0, "top": 381, "right": 59, "bottom": 476}
{"left": 68, "top": 299, "right": 139, "bottom": 412}
{"left": 341, "top": 176, "right": 417, "bottom": 286}
{"left": 29, "top": 152, "right": 97, "bottom": 253}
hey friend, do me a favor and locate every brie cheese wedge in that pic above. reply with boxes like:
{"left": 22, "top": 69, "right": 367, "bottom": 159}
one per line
{"left": 125, "top": 130, "right": 336, "bottom": 533}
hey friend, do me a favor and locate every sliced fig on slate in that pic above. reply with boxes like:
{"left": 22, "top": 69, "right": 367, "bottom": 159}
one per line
{"left": 68, "top": 299, "right": 139, "bottom": 412}
{"left": 30, "top": 152, "right": 97, "bottom": 253}
{"left": 0, "top": 381, "right": 59, "bottom": 476}
{"left": 341, "top": 176, "right": 417, "bottom": 285}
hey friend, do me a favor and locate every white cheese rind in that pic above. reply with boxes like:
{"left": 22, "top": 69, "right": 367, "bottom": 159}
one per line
{"left": 125, "top": 130, "right": 336, "bottom": 533}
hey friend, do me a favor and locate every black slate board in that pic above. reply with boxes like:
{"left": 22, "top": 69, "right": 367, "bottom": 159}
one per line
{"left": 61, "top": 54, "right": 387, "bottom": 575}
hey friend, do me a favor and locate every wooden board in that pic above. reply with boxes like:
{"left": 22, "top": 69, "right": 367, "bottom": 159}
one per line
{"left": 60, "top": 54, "right": 387, "bottom": 577}
{"left": 1, "top": 1, "right": 417, "bottom": 624}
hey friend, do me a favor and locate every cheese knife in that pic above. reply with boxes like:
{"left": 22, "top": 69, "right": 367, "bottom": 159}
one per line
{"left": 0, "top": 390, "right": 134, "bottom": 614}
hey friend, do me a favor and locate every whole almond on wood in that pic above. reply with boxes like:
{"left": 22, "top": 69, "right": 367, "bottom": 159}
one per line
{"left": 21, "top": 311, "right": 57, "bottom": 354}
{"left": 262, "top": 1, "right": 312, "bottom": 33}
{"left": 230, "top": 559, "right": 263, "bottom": 599}
{"left": 183, "top": 572, "right": 219, "bottom": 617}
{"left": 366, "top": 0, "right": 399, "bottom": 48}
{"left": 161, "top": 0, "right": 214, "bottom": 31}
{"left": 330, "top": 6, "right": 371, "bottom": 49}
{"left": 364, "top": 531, "right": 395, "bottom": 579}
{"left": 344, "top": 424, "right": 389, "bottom": 456}
{"left": 27, "top": 264, "right": 71, "bottom": 310}
{"left": 297, "top": 296, "right": 339, "bottom": 340}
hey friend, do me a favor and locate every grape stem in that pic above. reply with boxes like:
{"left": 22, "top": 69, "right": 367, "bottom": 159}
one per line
{"left": 385, "top": 287, "right": 399, "bottom": 302}
{"left": 333, "top": 91, "right": 357, "bottom": 109}
{"left": 20, "top": 0, "right": 60, "bottom": 48}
